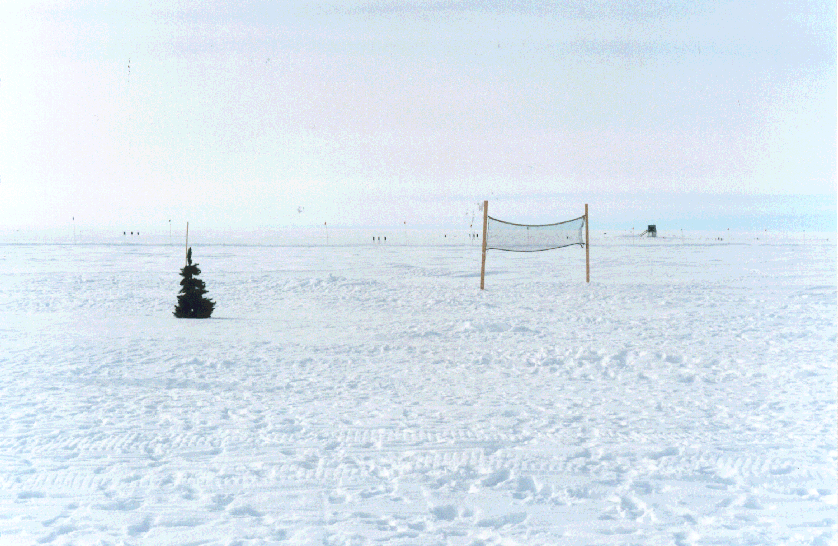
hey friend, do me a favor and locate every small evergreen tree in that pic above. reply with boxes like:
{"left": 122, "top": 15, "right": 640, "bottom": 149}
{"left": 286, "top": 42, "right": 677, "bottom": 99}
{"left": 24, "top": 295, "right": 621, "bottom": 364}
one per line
{"left": 174, "top": 247, "right": 215, "bottom": 318}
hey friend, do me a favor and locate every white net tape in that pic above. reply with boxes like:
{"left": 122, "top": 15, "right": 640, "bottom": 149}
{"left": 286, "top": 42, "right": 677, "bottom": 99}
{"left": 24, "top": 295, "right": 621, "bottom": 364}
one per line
{"left": 486, "top": 215, "right": 586, "bottom": 252}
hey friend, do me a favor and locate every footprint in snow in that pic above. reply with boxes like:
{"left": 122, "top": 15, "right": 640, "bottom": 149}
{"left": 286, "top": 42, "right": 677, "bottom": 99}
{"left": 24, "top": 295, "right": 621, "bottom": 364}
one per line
{"left": 93, "top": 497, "right": 142, "bottom": 511}
{"left": 514, "top": 475, "right": 538, "bottom": 498}
{"left": 476, "top": 511, "right": 528, "bottom": 528}
{"left": 480, "top": 468, "right": 510, "bottom": 487}
{"left": 17, "top": 490, "right": 45, "bottom": 499}
{"left": 37, "top": 524, "right": 76, "bottom": 544}
{"left": 430, "top": 504, "right": 457, "bottom": 521}
{"left": 228, "top": 504, "right": 263, "bottom": 517}
{"left": 648, "top": 446, "right": 679, "bottom": 460}
{"left": 126, "top": 515, "right": 153, "bottom": 536}
{"left": 207, "top": 493, "right": 235, "bottom": 511}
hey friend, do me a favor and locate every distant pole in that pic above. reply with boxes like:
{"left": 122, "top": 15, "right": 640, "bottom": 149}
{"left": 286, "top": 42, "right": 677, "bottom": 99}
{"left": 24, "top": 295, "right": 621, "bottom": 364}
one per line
{"left": 169, "top": 219, "right": 172, "bottom": 240}
{"left": 185, "top": 222, "right": 189, "bottom": 265}
{"left": 480, "top": 200, "right": 488, "bottom": 290}
{"left": 325, "top": 221, "right": 328, "bottom": 245}
{"left": 72, "top": 216, "right": 75, "bottom": 244}
{"left": 585, "top": 204, "right": 590, "bottom": 283}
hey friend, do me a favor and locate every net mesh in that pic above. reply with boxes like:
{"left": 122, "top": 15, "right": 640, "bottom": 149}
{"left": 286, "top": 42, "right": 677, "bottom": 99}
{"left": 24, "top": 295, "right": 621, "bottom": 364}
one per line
{"left": 486, "top": 215, "right": 586, "bottom": 252}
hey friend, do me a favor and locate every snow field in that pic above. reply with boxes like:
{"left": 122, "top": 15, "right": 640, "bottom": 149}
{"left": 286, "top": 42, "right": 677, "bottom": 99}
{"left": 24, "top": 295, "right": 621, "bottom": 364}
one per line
{"left": 0, "top": 238, "right": 835, "bottom": 545}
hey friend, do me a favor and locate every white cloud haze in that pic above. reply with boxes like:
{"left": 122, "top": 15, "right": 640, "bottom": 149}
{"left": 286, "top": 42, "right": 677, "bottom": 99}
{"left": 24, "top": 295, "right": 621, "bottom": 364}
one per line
{"left": 0, "top": 0, "right": 834, "bottom": 230}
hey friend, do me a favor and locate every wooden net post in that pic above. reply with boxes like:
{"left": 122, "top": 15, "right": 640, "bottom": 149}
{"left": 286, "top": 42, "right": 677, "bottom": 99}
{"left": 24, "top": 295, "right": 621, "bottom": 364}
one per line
{"left": 480, "top": 200, "right": 488, "bottom": 290}
{"left": 585, "top": 204, "right": 590, "bottom": 283}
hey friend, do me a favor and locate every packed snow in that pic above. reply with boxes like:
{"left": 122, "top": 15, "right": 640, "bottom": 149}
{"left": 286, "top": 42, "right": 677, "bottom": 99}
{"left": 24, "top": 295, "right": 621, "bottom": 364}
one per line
{"left": 0, "top": 232, "right": 835, "bottom": 545}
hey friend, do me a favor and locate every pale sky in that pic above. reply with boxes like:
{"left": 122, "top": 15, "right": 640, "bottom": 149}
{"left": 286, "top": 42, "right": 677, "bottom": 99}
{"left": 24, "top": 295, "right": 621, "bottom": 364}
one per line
{"left": 1, "top": 0, "right": 835, "bottom": 231}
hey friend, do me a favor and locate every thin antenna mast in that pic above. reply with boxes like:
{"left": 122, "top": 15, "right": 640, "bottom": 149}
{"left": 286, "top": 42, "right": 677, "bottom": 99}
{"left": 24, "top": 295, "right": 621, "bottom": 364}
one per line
{"left": 480, "top": 201, "right": 488, "bottom": 290}
{"left": 585, "top": 204, "right": 590, "bottom": 283}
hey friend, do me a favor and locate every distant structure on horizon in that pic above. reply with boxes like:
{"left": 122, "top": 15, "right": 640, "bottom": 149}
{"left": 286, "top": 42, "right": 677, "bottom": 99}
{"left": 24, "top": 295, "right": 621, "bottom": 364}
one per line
{"left": 641, "top": 225, "right": 657, "bottom": 237}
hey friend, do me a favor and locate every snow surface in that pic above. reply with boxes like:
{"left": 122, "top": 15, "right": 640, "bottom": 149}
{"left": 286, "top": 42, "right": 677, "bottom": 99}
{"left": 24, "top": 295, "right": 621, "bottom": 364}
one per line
{"left": 0, "top": 234, "right": 835, "bottom": 545}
